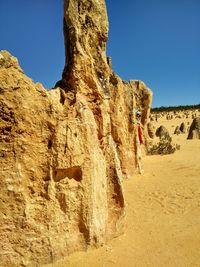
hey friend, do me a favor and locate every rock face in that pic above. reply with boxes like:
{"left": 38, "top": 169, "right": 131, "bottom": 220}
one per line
{"left": 0, "top": 0, "right": 152, "bottom": 266}
{"left": 155, "top": 125, "right": 170, "bottom": 140}
{"left": 174, "top": 126, "right": 181, "bottom": 135}
{"left": 187, "top": 118, "right": 200, "bottom": 139}
{"left": 147, "top": 122, "right": 155, "bottom": 139}
{"left": 180, "top": 122, "right": 186, "bottom": 133}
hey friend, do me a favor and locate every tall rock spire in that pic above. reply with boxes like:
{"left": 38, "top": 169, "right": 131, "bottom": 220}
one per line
{"left": 0, "top": 1, "right": 152, "bottom": 266}
{"left": 62, "top": 0, "right": 109, "bottom": 91}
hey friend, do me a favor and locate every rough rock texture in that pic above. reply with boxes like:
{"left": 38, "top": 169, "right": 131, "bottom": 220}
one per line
{"left": 174, "top": 126, "right": 181, "bottom": 135}
{"left": 147, "top": 122, "right": 155, "bottom": 139}
{"left": 180, "top": 122, "right": 186, "bottom": 133}
{"left": 155, "top": 125, "right": 170, "bottom": 140}
{"left": 0, "top": 0, "right": 152, "bottom": 266}
{"left": 187, "top": 118, "right": 200, "bottom": 139}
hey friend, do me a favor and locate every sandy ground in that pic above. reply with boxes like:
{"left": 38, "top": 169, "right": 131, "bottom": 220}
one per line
{"left": 45, "top": 114, "right": 200, "bottom": 267}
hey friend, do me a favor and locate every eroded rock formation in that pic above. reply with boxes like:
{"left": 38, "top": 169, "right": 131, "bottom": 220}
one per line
{"left": 147, "top": 122, "right": 155, "bottom": 139}
{"left": 187, "top": 118, "right": 200, "bottom": 139}
{"left": 155, "top": 125, "right": 170, "bottom": 139}
{"left": 0, "top": 0, "right": 152, "bottom": 266}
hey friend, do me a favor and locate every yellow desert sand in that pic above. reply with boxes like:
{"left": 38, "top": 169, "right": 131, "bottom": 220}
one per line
{"left": 45, "top": 111, "right": 200, "bottom": 267}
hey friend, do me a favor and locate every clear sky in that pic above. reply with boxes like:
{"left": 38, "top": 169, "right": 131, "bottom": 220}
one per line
{"left": 1, "top": 0, "right": 200, "bottom": 107}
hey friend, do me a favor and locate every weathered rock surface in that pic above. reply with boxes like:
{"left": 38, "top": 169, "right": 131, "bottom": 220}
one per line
{"left": 174, "top": 126, "right": 181, "bottom": 135}
{"left": 187, "top": 118, "right": 200, "bottom": 139}
{"left": 155, "top": 125, "right": 170, "bottom": 140}
{"left": 147, "top": 122, "right": 155, "bottom": 139}
{"left": 0, "top": 0, "right": 152, "bottom": 266}
{"left": 180, "top": 122, "right": 186, "bottom": 133}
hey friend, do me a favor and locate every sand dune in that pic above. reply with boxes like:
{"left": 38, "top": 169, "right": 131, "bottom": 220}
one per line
{"left": 45, "top": 113, "right": 200, "bottom": 267}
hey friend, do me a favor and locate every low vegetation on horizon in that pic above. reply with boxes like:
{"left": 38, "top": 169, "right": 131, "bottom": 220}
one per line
{"left": 151, "top": 104, "right": 200, "bottom": 113}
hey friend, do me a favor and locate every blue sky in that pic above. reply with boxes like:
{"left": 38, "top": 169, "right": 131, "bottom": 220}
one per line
{"left": 1, "top": 0, "right": 200, "bottom": 107}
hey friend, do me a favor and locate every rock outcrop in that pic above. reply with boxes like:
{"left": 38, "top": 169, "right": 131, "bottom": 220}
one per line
{"left": 174, "top": 126, "right": 181, "bottom": 135}
{"left": 147, "top": 122, "right": 155, "bottom": 139}
{"left": 187, "top": 118, "right": 200, "bottom": 139}
{"left": 180, "top": 122, "right": 186, "bottom": 133}
{"left": 155, "top": 125, "right": 170, "bottom": 140}
{"left": 0, "top": 0, "right": 152, "bottom": 266}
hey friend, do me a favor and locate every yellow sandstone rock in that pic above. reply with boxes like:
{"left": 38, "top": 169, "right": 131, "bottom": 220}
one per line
{"left": 0, "top": 0, "right": 152, "bottom": 266}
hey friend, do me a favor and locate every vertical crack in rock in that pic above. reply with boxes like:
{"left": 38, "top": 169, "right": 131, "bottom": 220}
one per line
{"left": 0, "top": 0, "right": 152, "bottom": 266}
